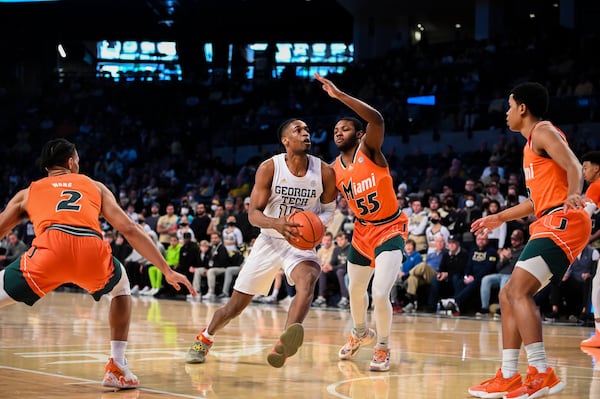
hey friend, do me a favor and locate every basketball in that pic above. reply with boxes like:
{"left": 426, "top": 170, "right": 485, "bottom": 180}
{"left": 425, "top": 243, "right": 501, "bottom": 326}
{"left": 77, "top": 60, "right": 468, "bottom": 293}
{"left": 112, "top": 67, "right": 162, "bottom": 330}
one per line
{"left": 287, "top": 210, "right": 325, "bottom": 250}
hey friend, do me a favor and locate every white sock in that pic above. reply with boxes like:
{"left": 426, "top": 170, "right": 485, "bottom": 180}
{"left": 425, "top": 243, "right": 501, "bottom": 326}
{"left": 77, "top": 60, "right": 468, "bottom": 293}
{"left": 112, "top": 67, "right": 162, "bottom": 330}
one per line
{"left": 592, "top": 270, "right": 600, "bottom": 331}
{"left": 202, "top": 328, "right": 215, "bottom": 342}
{"left": 501, "top": 349, "right": 520, "bottom": 378}
{"left": 271, "top": 289, "right": 279, "bottom": 298}
{"left": 110, "top": 340, "right": 127, "bottom": 365}
{"left": 525, "top": 342, "right": 547, "bottom": 373}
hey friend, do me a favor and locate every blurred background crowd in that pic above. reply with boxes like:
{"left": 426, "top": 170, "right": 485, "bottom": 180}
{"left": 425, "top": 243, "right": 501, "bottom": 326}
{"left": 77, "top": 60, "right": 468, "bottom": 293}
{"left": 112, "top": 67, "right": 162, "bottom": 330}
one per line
{"left": 0, "top": 0, "right": 598, "bottom": 323}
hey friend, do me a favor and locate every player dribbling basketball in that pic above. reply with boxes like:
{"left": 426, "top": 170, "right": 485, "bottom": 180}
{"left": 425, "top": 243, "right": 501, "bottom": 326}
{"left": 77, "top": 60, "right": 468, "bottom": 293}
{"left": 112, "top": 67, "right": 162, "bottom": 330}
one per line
{"left": 186, "top": 117, "right": 338, "bottom": 368}
{"left": 286, "top": 210, "right": 325, "bottom": 250}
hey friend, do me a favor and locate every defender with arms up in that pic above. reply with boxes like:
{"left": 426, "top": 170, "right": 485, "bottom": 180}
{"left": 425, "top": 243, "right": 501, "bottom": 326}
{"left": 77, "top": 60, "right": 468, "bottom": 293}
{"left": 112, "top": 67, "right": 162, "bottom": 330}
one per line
{"left": 315, "top": 72, "right": 408, "bottom": 372}
{"left": 0, "top": 138, "right": 194, "bottom": 389}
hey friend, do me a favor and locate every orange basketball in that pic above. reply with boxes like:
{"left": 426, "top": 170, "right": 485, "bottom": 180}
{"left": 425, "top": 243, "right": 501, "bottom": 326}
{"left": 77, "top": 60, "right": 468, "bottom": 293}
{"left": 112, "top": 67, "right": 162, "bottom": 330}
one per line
{"left": 287, "top": 210, "right": 325, "bottom": 250}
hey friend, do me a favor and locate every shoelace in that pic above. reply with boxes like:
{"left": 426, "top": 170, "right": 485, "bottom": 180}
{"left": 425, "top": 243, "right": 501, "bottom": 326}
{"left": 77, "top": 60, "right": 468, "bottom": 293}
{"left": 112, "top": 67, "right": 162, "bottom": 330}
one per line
{"left": 192, "top": 341, "right": 211, "bottom": 354}
{"left": 478, "top": 370, "right": 504, "bottom": 384}
{"left": 487, "top": 375, "right": 514, "bottom": 389}
{"left": 373, "top": 349, "right": 388, "bottom": 363}
{"left": 344, "top": 334, "right": 359, "bottom": 349}
{"left": 522, "top": 372, "right": 545, "bottom": 390}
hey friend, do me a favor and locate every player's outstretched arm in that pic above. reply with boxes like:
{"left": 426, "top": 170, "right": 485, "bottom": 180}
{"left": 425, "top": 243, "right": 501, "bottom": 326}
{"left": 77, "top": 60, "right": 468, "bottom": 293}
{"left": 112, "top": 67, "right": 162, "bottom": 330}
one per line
{"left": 97, "top": 180, "right": 195, "bottom": 295}
{"left": 0, "top": 188, "right": 28, "bottom": 240}
{"left": 314, "top": 72, "right": 384, "bottom": 150}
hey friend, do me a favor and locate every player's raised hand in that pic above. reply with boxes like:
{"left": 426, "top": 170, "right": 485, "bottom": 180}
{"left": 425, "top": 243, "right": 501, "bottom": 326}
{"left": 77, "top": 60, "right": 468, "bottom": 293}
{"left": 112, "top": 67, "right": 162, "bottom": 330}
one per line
{"left": 314, "top": 73, "right": 342, "bottom": 99}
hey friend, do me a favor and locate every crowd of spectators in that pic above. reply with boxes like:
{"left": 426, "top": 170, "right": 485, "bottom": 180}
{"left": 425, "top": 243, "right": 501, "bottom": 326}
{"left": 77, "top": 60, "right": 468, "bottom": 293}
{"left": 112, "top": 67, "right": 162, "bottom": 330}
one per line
{"left": 0, "top": 25, "right": 599, "bottom": 321}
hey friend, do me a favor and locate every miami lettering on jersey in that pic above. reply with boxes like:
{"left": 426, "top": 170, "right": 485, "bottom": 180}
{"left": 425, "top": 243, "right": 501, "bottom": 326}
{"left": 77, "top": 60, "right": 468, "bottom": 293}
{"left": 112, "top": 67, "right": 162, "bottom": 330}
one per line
{"left": 523, "top": 162, "right": 534, "bottom": 181}
{"left": 341, "top": 172, "right": 376, "bottom": 200}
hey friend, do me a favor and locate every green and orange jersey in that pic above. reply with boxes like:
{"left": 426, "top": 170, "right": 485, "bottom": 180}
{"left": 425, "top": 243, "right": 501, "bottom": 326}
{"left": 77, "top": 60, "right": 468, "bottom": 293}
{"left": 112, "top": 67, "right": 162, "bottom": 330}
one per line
{"left": 26, "top": 173, "right": 103, "bottom": 237}
{"left": 586, "top": 178, "right": 600, "bottom": 207}
{"left": 333, "top": 146, "right": 399, "bottom": 223}
{"left": 522, "top": 121, "right": 591, "bottom": 266}
{"left": 522, "top": 121, "right": 571, "bottom": 218}
{"left": 333, "top": 145, "right": 408, "bottom": 264}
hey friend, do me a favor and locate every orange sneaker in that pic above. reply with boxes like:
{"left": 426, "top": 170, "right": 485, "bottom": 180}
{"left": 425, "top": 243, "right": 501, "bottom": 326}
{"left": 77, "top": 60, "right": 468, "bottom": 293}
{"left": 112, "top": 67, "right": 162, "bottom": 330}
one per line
{"left": 504, "top": 366, "right": 565, "bottom": 399}
{"left": 369, "top": 348, "right": 391, "bottom": 372}
{"left": 581, "top": 329, "right": 600, "bottom": 348}
{"left": 338, "top": 328, "right": 376, "bottom": 360}
{"left": 102, "top": 357, "right": 139, "bottom": 389}
{"left": 467, "top": 368, "right": 522, "bottom": 398}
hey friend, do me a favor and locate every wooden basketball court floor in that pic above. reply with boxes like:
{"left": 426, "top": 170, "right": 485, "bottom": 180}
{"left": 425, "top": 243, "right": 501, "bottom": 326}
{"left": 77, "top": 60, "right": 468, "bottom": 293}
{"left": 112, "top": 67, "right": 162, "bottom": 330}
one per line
{"left": 0, "top": 291, "right": 598, "bottom": 399}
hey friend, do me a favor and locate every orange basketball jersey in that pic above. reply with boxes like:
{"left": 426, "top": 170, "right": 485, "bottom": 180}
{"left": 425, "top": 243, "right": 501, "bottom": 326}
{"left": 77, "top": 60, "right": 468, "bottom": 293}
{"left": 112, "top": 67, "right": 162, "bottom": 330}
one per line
{"left": 333, "top": 146, "right": 407, "bottom": 264}
{"left": 333, "top": 147, "right": 399, "bottom": 223}
{"left": 26, "top": 173, "right": 103, "bottom": 237}
{"left": 523, "top": 121, "right": 570, "bottom": 218}
{"left": 523, "top": 121, "right": 590, "bottom": 265}
{"left": 586, "top": 178, "right": 600, "bottom": 206}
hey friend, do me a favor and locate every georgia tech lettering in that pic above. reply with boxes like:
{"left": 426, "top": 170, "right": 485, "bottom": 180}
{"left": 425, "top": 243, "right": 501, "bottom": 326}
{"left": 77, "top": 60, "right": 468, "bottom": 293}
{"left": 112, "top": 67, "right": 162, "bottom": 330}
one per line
{"left": 275, "top": 185, "right": 317, "bottom": 206}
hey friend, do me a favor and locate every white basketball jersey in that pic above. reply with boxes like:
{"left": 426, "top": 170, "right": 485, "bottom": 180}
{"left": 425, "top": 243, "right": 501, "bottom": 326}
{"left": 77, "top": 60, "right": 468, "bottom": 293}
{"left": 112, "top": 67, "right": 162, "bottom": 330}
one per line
{"left": 261, "top": 153, "right": 323, "bottom": 238}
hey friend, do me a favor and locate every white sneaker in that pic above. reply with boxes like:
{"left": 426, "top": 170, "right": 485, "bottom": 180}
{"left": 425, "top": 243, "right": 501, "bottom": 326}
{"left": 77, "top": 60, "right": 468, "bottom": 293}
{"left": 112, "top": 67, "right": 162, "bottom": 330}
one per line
{"left": 441, "top": 298, "right": 456, "bottom": 309}
{"left": 139, "top": 286, "right": 151, "bottom": 295}
{"left": 337, "top": 297, "right": 349, "bottom": 309}
{"left": 261, "top": 295, "right": 277, "bottom": 304}
{"left": 403, "top": 302, "right": 416, "bottom": 312}
{"left": 186, "top": 293, "right": 200, "bottom": 302}
{"left": 202, "top": 292, "right": 216, "bottom": 301}
{"left": 252, "top": 295, "right": 265, "bottom": 303}
{"left": 130, "top": 285, "right": 140, "bottom": 296}
{"left": 312, "top": 297, "right": 327, "bottom": 307}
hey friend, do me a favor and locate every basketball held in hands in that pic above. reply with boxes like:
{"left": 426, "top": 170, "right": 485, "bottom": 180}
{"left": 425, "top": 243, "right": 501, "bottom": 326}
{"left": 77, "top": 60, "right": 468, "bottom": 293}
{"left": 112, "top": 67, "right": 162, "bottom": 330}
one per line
{"left": 286, "top": 210, "right": 325, "bottom": 250}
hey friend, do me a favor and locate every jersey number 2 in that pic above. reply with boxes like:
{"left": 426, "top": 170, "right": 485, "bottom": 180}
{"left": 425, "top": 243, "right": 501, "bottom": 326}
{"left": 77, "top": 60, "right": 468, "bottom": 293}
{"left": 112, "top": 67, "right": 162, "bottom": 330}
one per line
{"left": 56, "top": 190, "right": 82, "bottom": 212}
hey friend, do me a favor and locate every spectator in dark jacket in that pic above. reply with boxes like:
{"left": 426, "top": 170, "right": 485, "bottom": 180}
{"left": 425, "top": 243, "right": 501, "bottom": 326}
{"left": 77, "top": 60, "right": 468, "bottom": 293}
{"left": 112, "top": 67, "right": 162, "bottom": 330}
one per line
{"left": 0, "top": 232, "right": 28, "bottom": 269}
{"left": 172, "top": 232, "right": 201, "bottom": 292}
{"left": 477, "top": 228, "right": 525, "bottom": 316}
{"left": 442, "top": 232, "right": 497, "bottom": 313}
{"left": 110, "top": 231, "right": 133, "bottom": 264}
{"left": 202, "top": 233, "right": 232, "bottom": 301}
{"left": 429, "top": 234, "right": 468, "bottom": 311}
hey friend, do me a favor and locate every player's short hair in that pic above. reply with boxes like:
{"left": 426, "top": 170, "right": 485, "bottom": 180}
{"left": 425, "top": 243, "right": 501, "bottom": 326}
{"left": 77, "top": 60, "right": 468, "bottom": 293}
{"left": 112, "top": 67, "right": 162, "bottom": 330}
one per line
{"left": 582, "top": 150, "right": 600, "bottom": 166}
{"left": 40, "top": 138, "right": 76, "bottom": 172}
{"left": 277, "top": 118, "right": 300, "bottom": 140}
{"left": 338, "top": 116, "right": 364, "bottom": 133}
{"left": 510, "top": 82, "right": 549, "bottom": 119}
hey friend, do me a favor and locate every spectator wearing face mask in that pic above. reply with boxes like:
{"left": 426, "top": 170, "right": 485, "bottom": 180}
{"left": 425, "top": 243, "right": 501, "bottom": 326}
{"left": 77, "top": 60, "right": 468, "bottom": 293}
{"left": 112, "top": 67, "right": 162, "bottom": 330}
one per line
{"left": 425, "top": 210, "right": 451, "bottom": 254}
{"left": 482, "top": 199, "right": 507, "bottom": 249}
{"left": 206, "top": 203, "right": 226, "bottom": 236}
{"left": 176, "top": 219, "right": 196, "bottom": 243}
{"left": 454, "top": 191, "right": 483, "bottom": 253}
{"left": 222, "top": 216, "right": 243, "bottom": 253}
